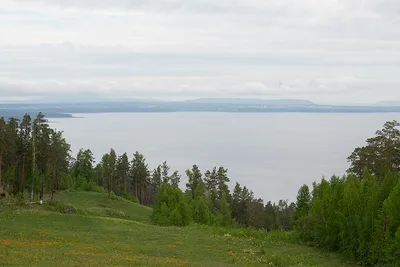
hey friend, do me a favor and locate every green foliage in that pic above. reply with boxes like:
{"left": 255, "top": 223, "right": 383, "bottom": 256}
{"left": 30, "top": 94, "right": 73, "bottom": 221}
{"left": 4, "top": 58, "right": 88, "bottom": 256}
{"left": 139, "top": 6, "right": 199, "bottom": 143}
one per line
{"left": 192, "top": 196, "right": 211, "bottom": 225}
{"left": 347, "top": 120, "right": 400, "bottom": 177}
{"left": 152, "top": 183, "right": 191, "bottom": 226}
{"left": 296, "top": 172, "right": 400, "bottom": 265}
{"left": 122, "top": 192, "right": 139, "bottom": 203}
{"left": 104, "top": 209, "right": 128, "bottom": 219}
{"left": 46, "top": 200, "right": 79, "bottom": 214}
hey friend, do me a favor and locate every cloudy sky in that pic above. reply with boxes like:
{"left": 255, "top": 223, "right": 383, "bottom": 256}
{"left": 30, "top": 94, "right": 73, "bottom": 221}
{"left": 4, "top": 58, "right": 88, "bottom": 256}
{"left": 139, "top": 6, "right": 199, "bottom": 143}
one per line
{"left": 1, "top": 0, "right": 399, "bottom": 104}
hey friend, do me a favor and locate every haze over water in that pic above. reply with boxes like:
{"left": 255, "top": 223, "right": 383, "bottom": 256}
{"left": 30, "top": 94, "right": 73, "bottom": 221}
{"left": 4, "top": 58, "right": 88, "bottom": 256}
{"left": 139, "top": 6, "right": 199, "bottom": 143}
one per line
{"left": 50, "top": 112, "right": 400, "bottom": 202}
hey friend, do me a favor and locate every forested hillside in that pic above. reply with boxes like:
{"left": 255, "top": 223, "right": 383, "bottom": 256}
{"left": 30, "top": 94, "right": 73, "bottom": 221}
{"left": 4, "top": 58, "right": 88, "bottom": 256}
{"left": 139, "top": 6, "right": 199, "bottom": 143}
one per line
{"left": 1, "top": 113, "right": 400, "bottom": 265}
{"left": 294, "top": 120, "right": 400, "bottom": 265}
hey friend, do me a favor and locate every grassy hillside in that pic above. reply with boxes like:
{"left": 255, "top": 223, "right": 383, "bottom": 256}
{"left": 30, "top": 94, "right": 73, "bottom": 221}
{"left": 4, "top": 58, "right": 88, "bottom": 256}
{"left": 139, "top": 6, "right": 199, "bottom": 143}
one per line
{"left": 0, "top": 192, "right": 358, "bottom": 267}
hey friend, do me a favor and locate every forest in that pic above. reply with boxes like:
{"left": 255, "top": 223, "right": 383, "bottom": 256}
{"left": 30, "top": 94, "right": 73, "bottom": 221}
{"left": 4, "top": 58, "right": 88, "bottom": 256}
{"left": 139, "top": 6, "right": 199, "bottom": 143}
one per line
{"left": 1, "top": 113, "right": 400, "bottom": 265}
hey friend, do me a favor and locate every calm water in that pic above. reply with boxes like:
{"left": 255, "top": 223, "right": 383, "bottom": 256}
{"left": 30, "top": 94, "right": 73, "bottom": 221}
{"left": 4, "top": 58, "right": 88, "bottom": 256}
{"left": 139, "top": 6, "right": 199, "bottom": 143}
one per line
{"left": 50, "top": 112, "right": 400, "bottom": 202}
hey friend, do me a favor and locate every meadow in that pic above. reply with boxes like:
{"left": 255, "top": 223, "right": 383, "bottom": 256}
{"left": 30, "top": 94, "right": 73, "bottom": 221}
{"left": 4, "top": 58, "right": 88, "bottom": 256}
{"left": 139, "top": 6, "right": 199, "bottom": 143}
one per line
{"left": 0, "top": 191, "right": 358, "bottom": 267}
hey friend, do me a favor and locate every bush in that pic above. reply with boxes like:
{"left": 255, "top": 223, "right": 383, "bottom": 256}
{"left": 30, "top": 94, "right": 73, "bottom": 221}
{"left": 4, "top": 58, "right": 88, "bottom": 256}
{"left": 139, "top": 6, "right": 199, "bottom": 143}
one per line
{"left": 170, "top": 208, "right": 183, "bottom": 226}
{"left": 122, "top": 192, "right": 139, "bottom": 203}
{"left": 46, "top": 200, "right": 78, "bottom": 214}
{"left": 91, "top": 185, "right": 106, "bottom": 193}
{"left": 152, "top": 183, "right": 192, "bottom": 226}
{"left": 104, "top": 209, "right": 128, "bottom": 219}
{"left": 58, "top": 174, "right": 75, "bottom": 191}
{"left": 109, "top": 191, "right": 121, "bottom": 201}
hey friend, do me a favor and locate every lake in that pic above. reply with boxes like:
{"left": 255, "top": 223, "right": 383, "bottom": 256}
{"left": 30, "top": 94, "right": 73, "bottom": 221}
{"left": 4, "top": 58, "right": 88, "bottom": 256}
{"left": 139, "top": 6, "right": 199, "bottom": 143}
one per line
{"left": 50, "top": 112, "right": 400, "bottom": 202}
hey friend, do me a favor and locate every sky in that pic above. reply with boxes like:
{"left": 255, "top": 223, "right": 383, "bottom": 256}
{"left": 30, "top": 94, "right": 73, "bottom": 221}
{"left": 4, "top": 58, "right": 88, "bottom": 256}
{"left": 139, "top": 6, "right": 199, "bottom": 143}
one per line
{"left": 0, "top": 0, "right": 400, "bottom": 104}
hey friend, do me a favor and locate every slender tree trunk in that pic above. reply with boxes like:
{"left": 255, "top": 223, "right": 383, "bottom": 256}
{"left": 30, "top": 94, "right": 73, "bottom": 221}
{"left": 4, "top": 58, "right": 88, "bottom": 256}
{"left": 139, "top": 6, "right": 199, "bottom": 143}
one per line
{"left": 124, "top": 175, "right": 127, "bottom": 194}
{"left": 52, "top": 163, "right": 56, "bottom": 199}
{"left": 135, "top": 182, "right": 138, "bottom": 199}
{"left": 31, "top": 135, "right": 36, "bottom": 201}
{"left": 21, "top": 156, "right": 25, "bottom": 193}
{"left": 40, "top": 175, "right": 44, "bottom": 200}
{"left": 138, "top": 185, "right": 142, "bottom": 204}
{"left": 0, "top": 151, "right": 2, "bottom": 188}
{"left": 108, "top": 176, "right": 111, "bottom": 199}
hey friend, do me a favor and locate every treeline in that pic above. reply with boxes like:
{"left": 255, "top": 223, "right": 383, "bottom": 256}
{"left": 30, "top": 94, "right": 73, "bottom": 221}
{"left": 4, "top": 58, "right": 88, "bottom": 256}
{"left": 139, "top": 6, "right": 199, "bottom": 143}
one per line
{"left": 0, "top": 113, "right": 295, "bottom": 231}
{"left": 0, "top": 113, "right": 70, "bottom": 199}
{"left": 152, "top": 165, "right": 295, "bottom": 229}
{"left": 294, "top": 121, "right": 400, "bottom": 266}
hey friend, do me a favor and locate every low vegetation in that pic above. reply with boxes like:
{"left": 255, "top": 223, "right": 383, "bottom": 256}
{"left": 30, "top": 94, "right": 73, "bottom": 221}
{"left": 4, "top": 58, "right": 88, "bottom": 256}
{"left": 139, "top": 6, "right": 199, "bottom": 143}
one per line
{"left": 1, "top": 191, "right": 358, "bottom": 266}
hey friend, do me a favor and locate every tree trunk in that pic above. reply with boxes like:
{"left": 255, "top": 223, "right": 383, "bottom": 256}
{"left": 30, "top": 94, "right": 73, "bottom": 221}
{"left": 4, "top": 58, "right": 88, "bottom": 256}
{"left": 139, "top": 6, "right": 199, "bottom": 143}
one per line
{"left": 139, "top": 185, "right": 142, "bottom": 204}
{"left": 52, "top": 164, "right": 56, "bottom": 199}
{"left": 21, "top": 156, "right": 25, "bottom": 193}
{"left": 40, "top": 175, "right": 44, "bottom": 200}
{"left": 124, "top": 175, "right": 127, "bottom": 194}
{"left": 108, "top": 176, "right": 111, "bottom": 199}
{"left": 0, "top": 151, "right": 2, "bottom": 188}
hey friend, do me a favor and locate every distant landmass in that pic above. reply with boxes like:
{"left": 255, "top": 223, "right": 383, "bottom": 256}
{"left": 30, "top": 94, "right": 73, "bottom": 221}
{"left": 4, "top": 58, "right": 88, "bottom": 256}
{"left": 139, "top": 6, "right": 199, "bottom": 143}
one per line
{"left": 1, "top": 98, "right": 400, "bottom": 119}
{"left": 184, "top": 98, "right": 316, "bottom": 105}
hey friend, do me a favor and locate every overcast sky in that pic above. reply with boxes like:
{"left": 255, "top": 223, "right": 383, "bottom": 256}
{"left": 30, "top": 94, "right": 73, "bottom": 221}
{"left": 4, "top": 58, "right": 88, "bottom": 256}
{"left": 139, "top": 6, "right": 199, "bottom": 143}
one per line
{"left": 1, "top": 0, "right": 399, "bottom": 103}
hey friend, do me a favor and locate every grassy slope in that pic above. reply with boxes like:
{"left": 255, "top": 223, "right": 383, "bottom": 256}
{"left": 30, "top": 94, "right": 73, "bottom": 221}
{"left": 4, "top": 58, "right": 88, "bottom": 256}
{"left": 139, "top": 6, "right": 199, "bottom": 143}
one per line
{"left": 0, "top": 192, "right": 358, "bottom": 267}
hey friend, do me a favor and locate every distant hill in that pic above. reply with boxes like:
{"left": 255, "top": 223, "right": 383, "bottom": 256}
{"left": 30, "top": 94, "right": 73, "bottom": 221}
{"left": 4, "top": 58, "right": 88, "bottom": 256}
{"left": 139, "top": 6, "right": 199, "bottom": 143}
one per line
{"left": 184, "top": 98, "right": 317, "bottom": 105}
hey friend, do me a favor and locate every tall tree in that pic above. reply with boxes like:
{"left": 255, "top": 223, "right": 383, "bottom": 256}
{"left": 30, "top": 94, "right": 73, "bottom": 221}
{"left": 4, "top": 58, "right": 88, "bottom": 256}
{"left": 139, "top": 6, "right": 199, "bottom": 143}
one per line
{"left": 4, "top": 117, "right": 19, "bottom": 193}
{"left": 19, "top": 114, "right": 31, "bottom": 193}
{"left": 116, "top": 153, "right": 130, "bottom": 194}
{"left": 348, "top": 120, "right": 400, "bottom": 177}
{"left": 31, "top": 112, "right": 46, "bottom": 200}
{"left": 170, "top": 171, "right": 181, "bottom": 188}
{"left": 161, "top": 161, "right": 170, "bottom": 184}
{"left": 130, "top": 151, "right": 150, "bottom": 204}
{"left": 186, "top": 165, "right": 203, "bottom": 199}
{"left": 49, "top": 129, "right": 70, "bottom": 198}
{"left": 293, "top": 184, "right": 311, "bottom": 226}
{"left": 73, "top": 149, "right": 95, "bottom": 182}
{"left": 216, "top": 167, "right": 230, "bottom": 200}
{"left": 0, "top": 117, "right": 6, "bottom": 188}
{"left": 152, "top": 165, "right": 162, "bottom": 190}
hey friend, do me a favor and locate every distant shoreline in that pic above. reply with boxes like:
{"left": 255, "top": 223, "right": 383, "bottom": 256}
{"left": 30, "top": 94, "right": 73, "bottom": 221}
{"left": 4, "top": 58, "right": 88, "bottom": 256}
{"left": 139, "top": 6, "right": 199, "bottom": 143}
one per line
{"left": 2, "top": 101, "right": 400, "bottom": 119}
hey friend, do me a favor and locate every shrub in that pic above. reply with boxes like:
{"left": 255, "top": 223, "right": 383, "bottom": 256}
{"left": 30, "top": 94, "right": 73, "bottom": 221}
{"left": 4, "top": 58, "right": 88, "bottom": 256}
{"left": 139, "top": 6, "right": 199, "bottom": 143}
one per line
{"left": 91, "top": 185, "right": 106, "bottom": 193}
{"left": 46, "top": 200, "right": 78, "bottom": 214}
{"left": 58, "top": 174, "right": 75, "bottom": 191}
{"left": 170, "top": 208, "right": 183, "bottom": 226}
{"left": 122, "top": 192, "right": 139, "bottom": 203}
{"left": 105, "top": 209, "right": 128, "bottom": 219}
{"left": 152, "top": 183, "right": 192, "bottom": 226}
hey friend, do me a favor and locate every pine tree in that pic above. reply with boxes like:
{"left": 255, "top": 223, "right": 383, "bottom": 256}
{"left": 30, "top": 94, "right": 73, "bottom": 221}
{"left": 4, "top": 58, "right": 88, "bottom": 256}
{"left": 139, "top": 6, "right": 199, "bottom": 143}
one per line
{"left": 116, "top": 153, "right": 130, "bottom": 194}
{"left": 0, "top": 117, "right": 6, "bottom": 190}
{"left": 73, "top": 149, "right": 95, "bottom": 183}
{"left": 170, "top": 170, "right": 181, "bottom": 188}
{"left": 152, "top": 165, "right": 162, "bottom": 190}
{"left": 48, "top": 130, "right": 70, "bottom": 198}
{"left": 130, "top": 151, "right": 150, "bottom": 204}
{"left": 186, "top": 165, "right": 203, "bottom": 199}
{"left": 18, "top": 114, "right": 31, "bottom": 193}
{"left": 161, "top": 161, "right": 170, "bottom": 184}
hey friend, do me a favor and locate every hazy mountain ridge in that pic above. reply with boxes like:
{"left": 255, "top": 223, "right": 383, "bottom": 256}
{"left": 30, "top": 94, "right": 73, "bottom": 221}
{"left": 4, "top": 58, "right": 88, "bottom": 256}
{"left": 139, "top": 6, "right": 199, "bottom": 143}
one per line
{"left": 2, "top": 98, "right": 400, "bottom": 119}
{"left": 183, "top": 98, "right": 316, "bottom": 105}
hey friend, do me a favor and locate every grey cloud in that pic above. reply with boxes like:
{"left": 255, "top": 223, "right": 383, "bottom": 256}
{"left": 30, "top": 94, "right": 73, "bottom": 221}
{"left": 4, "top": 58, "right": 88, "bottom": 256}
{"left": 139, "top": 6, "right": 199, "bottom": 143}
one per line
{"left": 1, "top": 0, "right": 399, "bottom": 103}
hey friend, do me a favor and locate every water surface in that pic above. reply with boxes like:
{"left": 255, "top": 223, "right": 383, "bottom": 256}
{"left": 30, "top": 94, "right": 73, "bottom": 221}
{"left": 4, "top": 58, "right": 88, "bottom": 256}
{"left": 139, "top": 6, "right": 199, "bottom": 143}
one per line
{"left": 50, "top": 112, "right": 400, "bottom": 202}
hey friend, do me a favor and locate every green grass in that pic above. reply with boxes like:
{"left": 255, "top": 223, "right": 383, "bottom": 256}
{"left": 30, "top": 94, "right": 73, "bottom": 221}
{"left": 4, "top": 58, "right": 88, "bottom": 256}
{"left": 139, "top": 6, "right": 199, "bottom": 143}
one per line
{"left": 0, "top": 191, "right": 359, "bottom": 267}
{"left": 55, "top": 191, "right": 152, "bottom": 224}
